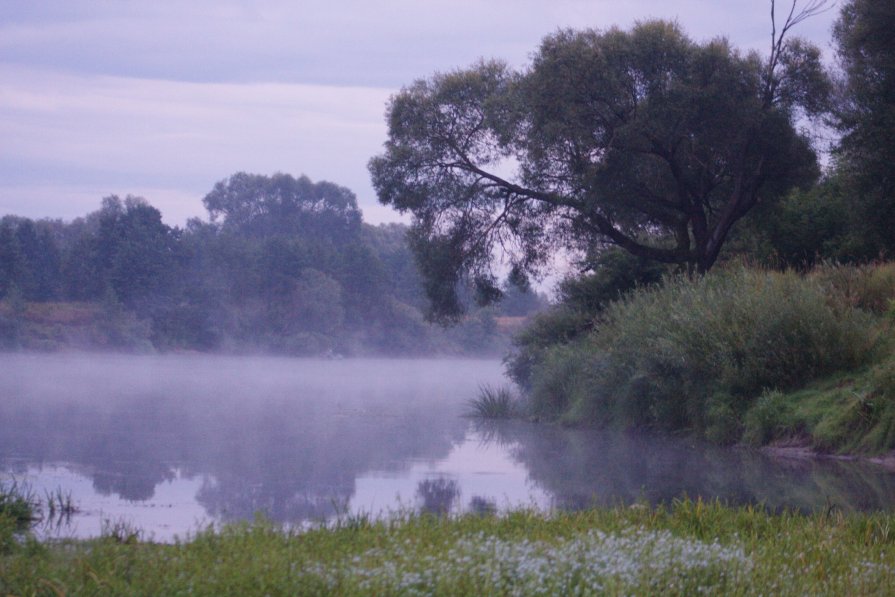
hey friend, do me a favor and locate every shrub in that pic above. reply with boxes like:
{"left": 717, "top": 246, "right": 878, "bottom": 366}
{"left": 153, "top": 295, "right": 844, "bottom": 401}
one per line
{"left": 530, "top": 267, "right": 879, "bottom": 436}
{"left": 506, "top": 248, "right": 666, "bottom": 392}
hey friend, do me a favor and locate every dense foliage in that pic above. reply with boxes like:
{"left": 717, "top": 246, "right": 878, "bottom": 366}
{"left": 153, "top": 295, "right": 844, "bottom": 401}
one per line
{"left": 508, "top": 263, "right": 895, "bottom": 449}
{"left": 832, "top": 0, "right": 895, "bottom": 257}
{"left": 370, "top": 13, "right": 828, "bottom": 320}
{"left": 0, "top": 174, "right": 544, "bottom": 355}
{"left": 497, "top": 0, "right": 895, "bottom": 450}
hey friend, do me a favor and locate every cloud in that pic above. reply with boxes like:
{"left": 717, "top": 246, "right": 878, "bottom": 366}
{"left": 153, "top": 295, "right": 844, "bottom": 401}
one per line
{"left": 0, "top": 66, "right": 397, "bottom": 224}
{"left": 0, "top": 0, "right": 839, "bottom": 226}
{"left": 0, "top": 1, "right": 838, "bottom": 86}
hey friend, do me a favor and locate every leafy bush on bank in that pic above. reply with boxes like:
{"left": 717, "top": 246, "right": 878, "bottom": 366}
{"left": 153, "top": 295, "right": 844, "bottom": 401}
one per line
{"left": 506, "top": 248, "right": 666, "bottom": 392}
{"left": 516, "top": 264, "right": 894, "bottom": 447}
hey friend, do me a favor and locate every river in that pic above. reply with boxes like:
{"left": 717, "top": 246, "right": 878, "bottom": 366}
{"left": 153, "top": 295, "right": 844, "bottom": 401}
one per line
{"left": 1, "top": 353, "right": 893, "bottom": 542}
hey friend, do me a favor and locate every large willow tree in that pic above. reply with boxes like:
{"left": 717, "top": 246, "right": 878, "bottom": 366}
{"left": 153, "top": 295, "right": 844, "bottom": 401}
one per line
{"left": 370, "top": 3, "right": 830, "bottom": 320}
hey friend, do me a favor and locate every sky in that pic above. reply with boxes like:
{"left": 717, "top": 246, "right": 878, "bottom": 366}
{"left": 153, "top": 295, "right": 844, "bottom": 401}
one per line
{"left": 0, "top": 0, "right": 840, "bottom": 227}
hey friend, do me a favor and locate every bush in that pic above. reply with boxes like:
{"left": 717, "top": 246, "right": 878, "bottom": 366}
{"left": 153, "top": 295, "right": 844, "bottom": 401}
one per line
{"left": 527, "top": 342, "right": 597, "bottom": 420}
{"left": 506, "top": 248, "right": 666, "bottom": 392}
{"left": 528, "top": 267, "right": 880, "bottom": 436}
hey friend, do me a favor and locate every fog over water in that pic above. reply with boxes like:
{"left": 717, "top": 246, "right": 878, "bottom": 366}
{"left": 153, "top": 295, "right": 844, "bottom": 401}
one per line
{"left": 2, "top": 354, "right": 895, "bottom": 542}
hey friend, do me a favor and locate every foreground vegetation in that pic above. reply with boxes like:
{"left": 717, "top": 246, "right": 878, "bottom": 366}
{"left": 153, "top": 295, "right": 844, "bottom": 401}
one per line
{"left": 507, "top": 261, "right": 895, "bottom": 453}
{"left": 2, "top": 500, "right": 894, "bottom": 595}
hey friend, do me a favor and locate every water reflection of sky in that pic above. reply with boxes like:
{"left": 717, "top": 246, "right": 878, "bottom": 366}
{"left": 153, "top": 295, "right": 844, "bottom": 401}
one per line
{"left": 3, "top": 354, "right": 895, "bottom": 542}
{"left": 13, "top": 427, "right": 552, "bottom": 542}
{"left": 15, "top": 464, "right": 209, "bottom": 542}
{"left": 351, "top": 430, "right": 552, "bottom": 517}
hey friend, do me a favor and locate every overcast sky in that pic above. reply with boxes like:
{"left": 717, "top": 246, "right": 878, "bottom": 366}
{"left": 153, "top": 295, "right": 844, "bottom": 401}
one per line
{"left": 0, "top": 0, "right": 840, "bottom": 226}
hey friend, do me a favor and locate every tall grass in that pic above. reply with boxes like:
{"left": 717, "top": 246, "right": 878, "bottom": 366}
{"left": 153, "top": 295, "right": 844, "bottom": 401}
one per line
{"left": 0, "top": 480, "right": 40, "bottom": 555}
{"left": 465, "top": 384, "right": 519, "bottom": 419}
{"left": 0, "top": 480, "right": 39, "bottom": 526}
{"left": 529, "top": 267, "right": 884, "bottom": 441}
{"left": 746, "top": 353, "right": 895, "bottom": 454}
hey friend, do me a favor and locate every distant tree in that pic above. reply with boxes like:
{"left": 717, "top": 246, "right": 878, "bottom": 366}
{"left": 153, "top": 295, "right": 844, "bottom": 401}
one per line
{"left": 363, "top": 223, "right": 428, "bottom": 308}
{"left": 0, "top": 220, "right": 23, "bottom": 299}
{"left": 97, "top": 196, "right": 180, "bottom": 307}
{"left": 497, "top": 281, "right": 548, "bottom": 317}
{"left": 286, "top": 268, "right": 345, "bottom": 336}
{"left": 370, "top": 4, "right": 830, "bottom": 320}
{"left": 14, "top": 219, "right": 61, "bottom": 301}
{"left": 203, "top": 172, "right": 362, "bottom": 242}
{"left": 0, "top": 217, "right": 61, "bottom": 301}
{"left": 334, "top": 244, "right": 390, "bottom": 322}
{"left": 833, "top": 0, "right": 895, "bottom": 255}
{"left": 61, "top": 233, "right": 103, "bottom": 301}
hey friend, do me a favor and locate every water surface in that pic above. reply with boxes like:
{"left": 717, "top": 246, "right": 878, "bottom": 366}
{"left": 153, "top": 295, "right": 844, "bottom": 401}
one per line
{"left": 1, "top": 353, "right": 893, "bottom": 541}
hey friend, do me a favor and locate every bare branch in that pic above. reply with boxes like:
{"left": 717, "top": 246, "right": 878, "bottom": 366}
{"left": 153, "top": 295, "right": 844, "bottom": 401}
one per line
{"left": 766, "top": 0, "right": 834, "bottom": 105}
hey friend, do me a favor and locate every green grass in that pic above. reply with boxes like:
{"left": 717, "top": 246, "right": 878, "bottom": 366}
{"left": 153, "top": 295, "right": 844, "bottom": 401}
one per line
{"left": 2, "top": 501, "right": 895, "bottom": 595}
{"left": 465, "top": 384, "right": 519, "bottom": 419}
{"left": 0, "top": 480, "right": 41, "bottom": 556}
{"left": 742, "top": 353, "right": 895, "bottom": 454}
{"left": 0, "top": 480, "right": 39, "bottom": 526}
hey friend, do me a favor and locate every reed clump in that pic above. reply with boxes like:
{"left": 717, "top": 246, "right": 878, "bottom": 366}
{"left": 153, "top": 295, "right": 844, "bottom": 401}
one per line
{"left": 465, "top": 384, "right": 520, "bottom": 419}
{"left": 0, "top": 480, "right": 39, "bottom": 527}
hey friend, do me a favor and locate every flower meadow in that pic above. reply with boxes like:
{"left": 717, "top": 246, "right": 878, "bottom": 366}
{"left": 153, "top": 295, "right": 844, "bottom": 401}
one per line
{"left": 304, "top": 528, "right": 751, "bottom": 595}
{"left": 2, "top": 500, "right": 895, "bottom": 595}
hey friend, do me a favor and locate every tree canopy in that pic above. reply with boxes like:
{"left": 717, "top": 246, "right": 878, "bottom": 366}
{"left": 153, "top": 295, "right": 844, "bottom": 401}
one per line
{"left": 203, "top": 172, "right": 362, "bottom": 242}
{"left": 370, "top": 10, "right": 829, "bottom": 320}
{"left": 833, "top": 0, "right": 895, "bottom": 255}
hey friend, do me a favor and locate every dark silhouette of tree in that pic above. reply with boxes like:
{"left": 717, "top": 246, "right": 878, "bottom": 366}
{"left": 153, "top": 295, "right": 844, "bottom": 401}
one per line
{"left": 370, "top": 3, "right": 830, "bottom": 320}
{"left": 833, "top": 0, "right": 895, "bottom": 256}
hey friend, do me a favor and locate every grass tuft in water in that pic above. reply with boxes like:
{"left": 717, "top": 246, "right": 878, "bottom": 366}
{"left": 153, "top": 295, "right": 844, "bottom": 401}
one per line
{"left": 466, "top": 384, "right": 519, "bottom": 419}
{"left": 43, "top": 487, "right": 78, "bottom": 520}
{"left": 0, "top": 480, "right": 39, "bottom": 526}
{"left": 101, "top": 517, "right": 143, "bottom": 544}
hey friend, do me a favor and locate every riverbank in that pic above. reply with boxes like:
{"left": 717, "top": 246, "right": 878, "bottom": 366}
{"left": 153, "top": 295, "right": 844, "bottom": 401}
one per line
{"left": 508, "top": 262, "right": 895, "bottom": 456}
{"left": 0, "top": 300, "right": 518, "bottom": 357}
{"left": 2, "top": 501, "right": 894, "bottom": 595}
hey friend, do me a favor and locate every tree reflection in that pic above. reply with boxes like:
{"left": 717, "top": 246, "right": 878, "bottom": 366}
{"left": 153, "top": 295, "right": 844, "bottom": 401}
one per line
{"left": 477, "top": 420, "right": 895, "bottom": 513}
{"left": 0, "top": 358, "right": 483, "bottom": 525}
{"left": 468, "top": 495, "right": 497, "bottom": 516}
{"left": 416, "top": 477, "right": 460, "bottom": 515}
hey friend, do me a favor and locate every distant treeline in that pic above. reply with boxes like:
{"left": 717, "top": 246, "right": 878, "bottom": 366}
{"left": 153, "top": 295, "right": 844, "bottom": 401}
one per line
{"left": 0, "top": 172, "right": 545, "bottom": 354}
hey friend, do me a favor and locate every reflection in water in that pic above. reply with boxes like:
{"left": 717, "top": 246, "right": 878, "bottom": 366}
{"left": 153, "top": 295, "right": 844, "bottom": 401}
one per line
{"left": 416, "top": 477, "right": 460, "bottom": 515}
{"left": 479, "top": 421, "right": 895, "bottom": 513}
{"left": 468, "top": 496, "right": 497, "bottom": 516}
{"left": 0, "top": 354, "right": 502, "bottom": 537}
{"left": 2, "top": 353, "right": 895, "bottom": 541}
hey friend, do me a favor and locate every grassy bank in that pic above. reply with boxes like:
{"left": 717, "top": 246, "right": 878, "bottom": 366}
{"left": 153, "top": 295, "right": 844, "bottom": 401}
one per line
{"left": 513, "top": 263, "right": 895, "bottom": 453}
{"left": 2, "top": 501, "right": 894, "bottom": 595}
